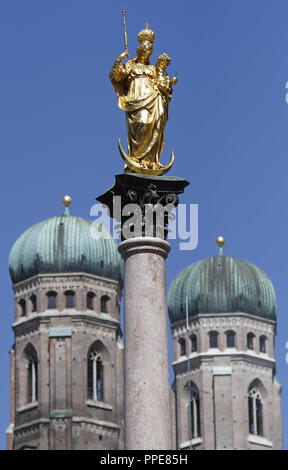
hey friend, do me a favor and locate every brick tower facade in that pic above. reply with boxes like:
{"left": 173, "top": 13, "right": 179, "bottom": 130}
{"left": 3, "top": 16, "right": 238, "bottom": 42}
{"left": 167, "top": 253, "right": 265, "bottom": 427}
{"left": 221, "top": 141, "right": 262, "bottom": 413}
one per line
{"left": 6, "top": 198, "right": 124, "bottom": 450}
{"left": 170, "top": 312, "right": 282, "bottom": 450}
{"left": 168, "top": 242, "right": 283, "bottom": 450}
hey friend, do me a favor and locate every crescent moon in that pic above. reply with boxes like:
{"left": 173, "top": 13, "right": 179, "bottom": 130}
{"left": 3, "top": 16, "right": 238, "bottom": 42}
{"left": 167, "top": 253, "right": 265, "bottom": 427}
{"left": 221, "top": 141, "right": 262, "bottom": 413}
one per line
{"left": 118, "top": 139, "right": 174, "bottom": 176}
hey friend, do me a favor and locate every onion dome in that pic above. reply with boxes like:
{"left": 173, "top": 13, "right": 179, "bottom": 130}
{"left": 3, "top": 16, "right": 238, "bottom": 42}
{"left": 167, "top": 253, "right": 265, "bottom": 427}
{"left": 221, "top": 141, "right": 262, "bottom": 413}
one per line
{"left": 9, "top": 196, "right": 123, "bottom": 287}
{"left": 168, "top": 237, "right": 277, "bottom": 323}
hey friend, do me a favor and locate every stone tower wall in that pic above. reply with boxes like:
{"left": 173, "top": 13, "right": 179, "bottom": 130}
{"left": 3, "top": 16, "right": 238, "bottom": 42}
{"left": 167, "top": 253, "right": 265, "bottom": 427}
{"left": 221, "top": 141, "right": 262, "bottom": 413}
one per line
{"left": 171, "top": 313, "right": 282, "bottom": 450}
{"left": 7, "top": 273, "right": 123, "bottom": 450}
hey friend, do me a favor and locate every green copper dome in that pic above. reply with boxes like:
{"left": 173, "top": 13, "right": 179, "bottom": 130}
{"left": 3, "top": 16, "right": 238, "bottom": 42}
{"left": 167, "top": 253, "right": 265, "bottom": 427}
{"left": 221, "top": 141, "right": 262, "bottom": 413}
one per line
{"left": 9, "top": 207, "right": 123, "bottom": 287}
{"left": 168, "top": 255, "right": 277, "bottom": 323}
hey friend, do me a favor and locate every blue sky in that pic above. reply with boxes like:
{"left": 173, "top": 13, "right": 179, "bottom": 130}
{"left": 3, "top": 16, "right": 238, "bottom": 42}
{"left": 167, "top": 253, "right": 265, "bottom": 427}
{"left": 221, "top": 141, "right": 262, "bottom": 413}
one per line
{"left": 0, "top": 0, "right": 288, "bottom": 449}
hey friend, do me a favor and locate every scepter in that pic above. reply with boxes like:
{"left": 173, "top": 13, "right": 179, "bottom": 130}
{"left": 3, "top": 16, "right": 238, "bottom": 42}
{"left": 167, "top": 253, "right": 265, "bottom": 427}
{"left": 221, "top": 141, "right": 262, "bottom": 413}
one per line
{"left": 122, "top": 7, "right": 128, "bottom": 52}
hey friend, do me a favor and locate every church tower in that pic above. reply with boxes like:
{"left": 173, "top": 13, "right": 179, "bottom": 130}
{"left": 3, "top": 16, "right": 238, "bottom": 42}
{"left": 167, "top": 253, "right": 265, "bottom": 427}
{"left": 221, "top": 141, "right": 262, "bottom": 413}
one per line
{"left": 168, "top": 238, "right": 282, "bottom": 450}
{"left": 6, "top": 197, "right": 124, "bottom": 450}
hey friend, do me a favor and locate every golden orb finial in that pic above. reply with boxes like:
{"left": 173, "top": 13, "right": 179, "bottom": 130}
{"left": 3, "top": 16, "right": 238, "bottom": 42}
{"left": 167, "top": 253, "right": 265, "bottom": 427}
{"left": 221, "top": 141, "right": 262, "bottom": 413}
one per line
{"left": 62, "top": 195, "right": 72, "bottom": 207}
{"left": 216, "top": 235, "right": 225, "bottom": 248}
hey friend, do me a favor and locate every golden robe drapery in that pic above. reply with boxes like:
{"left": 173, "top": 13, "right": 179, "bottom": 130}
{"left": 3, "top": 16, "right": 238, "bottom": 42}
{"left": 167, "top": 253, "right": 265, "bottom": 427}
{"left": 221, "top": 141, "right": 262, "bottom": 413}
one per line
{"left": 111, "top": 60, "right": 169, "bottom": 169}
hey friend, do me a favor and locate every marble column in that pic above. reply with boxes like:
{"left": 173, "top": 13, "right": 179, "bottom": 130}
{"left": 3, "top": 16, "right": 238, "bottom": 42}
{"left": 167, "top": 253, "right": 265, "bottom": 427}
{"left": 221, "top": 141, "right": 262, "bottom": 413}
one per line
{"left": 118, "top": 237, "right": 172, "bottom": 450}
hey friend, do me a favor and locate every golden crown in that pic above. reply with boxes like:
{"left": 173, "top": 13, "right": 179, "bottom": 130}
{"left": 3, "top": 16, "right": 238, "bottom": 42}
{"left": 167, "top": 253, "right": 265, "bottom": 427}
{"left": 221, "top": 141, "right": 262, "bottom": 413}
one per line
{"left": 138, "top": 23, "right": 155, "bottom": 44}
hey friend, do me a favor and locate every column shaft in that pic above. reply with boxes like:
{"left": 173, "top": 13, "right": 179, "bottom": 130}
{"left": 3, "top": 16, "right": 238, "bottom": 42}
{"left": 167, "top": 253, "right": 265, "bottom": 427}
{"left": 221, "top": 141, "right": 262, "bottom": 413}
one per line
{"left": 119, "top": 237, "right": 172, "bottom": 450}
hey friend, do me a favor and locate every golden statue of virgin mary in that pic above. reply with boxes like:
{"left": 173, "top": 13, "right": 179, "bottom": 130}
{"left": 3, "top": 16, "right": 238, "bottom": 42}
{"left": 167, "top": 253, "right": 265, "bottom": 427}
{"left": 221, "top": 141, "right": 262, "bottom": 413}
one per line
{"left": 109, "top": 24, "right": 177, "bottom": 175}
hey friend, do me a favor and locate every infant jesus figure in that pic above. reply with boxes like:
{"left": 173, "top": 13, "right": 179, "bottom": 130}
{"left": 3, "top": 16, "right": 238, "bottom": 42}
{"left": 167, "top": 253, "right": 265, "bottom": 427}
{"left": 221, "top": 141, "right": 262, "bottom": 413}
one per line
{"left": 155, "top": 53, "right": 178, "bottom": 103}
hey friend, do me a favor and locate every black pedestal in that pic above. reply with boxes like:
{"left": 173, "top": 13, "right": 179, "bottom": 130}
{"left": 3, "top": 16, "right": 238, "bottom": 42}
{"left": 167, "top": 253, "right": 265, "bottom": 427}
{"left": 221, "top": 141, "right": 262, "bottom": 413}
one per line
{"left": 97, "top": 173, "right": 189, "bottom": 240}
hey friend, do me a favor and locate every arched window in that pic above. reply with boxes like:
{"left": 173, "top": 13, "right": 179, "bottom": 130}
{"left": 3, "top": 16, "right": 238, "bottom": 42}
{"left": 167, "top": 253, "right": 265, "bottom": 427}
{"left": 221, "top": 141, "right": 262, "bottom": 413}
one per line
{"left": 247, "top": 333, "right": 255, "bottom": 350}
{"left": 65, "top": 291, "right": 75, "bottom": 308}
{"left": 101, "top": 295, "right": 110, "bottom": 313}
{"left": 186, "top": 382, "right": 201, "bottom": 439}
{"left": 47, "top": 291, "right": 57, "bottom": 309}
{"left": 24, "top": 345, "right": 38, "bottom": 403}
{"left": 87, "top": 292, "right": 95, "bottom": 310}
{"left": 259, "top": 336, "right": 267, "bottom": 353}
{"left": 179, "top": 338, "right": 186, "bottom": 356}
{"left": 87, "top": 345, "right": 104, "bottom": 401}
{"left": 19, "top": 299, "right": 26, "bottom": 317}
{"left": 190, "top": 334, "right": 197, "bottom": 353}
{"left": 248, "top": 387, "right": 263, "bottom": 436}
{"left": 209, "top": 331, "right": 218, "bottom": 349}
{"left": 226, "top": 331, "right": 236, "bottom": 348}
{"left": 30, "top": 295, "right": 37, "bottom": 313}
